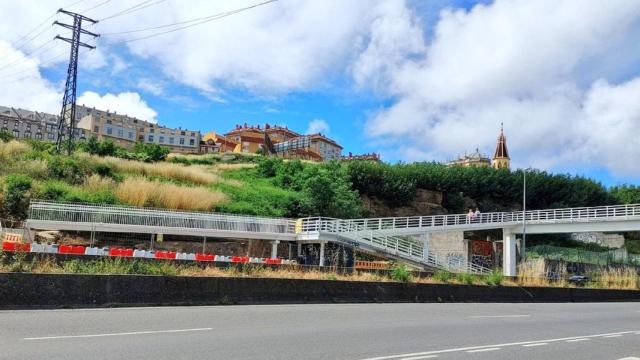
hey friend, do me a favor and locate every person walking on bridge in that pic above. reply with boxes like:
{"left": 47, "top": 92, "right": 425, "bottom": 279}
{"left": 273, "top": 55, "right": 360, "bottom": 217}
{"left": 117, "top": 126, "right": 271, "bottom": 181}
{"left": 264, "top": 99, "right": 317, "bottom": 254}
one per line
{"left": 467, "top": 209, "right": 475, "bottom": 223}
{"left": 474, "top": 208, "right": 481, "bottom": 223}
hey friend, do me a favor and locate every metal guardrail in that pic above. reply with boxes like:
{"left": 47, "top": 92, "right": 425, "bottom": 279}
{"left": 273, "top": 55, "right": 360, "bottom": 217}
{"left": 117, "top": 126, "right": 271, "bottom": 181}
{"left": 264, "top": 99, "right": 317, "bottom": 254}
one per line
{"left": 299, "top": 204, "right": 640, "bottom": 234}
{"left": 28, "top": 201, "right": 297, "bottom": 235}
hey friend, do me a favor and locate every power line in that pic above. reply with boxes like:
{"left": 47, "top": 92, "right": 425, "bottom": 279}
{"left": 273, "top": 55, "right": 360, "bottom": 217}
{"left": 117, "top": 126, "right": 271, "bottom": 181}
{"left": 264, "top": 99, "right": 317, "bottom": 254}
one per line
{"left": 0, "top": 40, "right": 58, "bottom": 74}
{"left": 0, "top": 50, "right": 69, "bottom": 83}
{"left": 98, "top": 0, "right": 165, "bottom": 22}
{"left": 102, "top": 0, "right": 277, "bottom": 44}
{"left": 0, "top": 0, "right": 86, "bottom": 62}
{"left": 80, "top": 0, "right": 112, "bottom": 13}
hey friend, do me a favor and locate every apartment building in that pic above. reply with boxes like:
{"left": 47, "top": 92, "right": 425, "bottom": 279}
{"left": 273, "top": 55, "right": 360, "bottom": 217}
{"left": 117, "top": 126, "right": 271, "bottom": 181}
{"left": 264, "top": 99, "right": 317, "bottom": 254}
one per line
{"left": 224, "top": 124, "right": 265, "bottom": 153}
{"left": 75, "top": 105, "right": 201, "bottom": 154}
{"left": 307, "top": 133, "right": 342, "bottom": 161}
{"left": 201, "top": 131, "right": 239, "bottom": 153}
{"left": 0, "top": 105, "right": 86, "bottom": 142}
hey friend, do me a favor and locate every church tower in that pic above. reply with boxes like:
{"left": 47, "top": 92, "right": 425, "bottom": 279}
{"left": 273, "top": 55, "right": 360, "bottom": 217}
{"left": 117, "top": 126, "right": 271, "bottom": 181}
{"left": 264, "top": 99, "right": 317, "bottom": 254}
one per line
{"left": 491, "top": 123, "right": 510, "bottom": 169}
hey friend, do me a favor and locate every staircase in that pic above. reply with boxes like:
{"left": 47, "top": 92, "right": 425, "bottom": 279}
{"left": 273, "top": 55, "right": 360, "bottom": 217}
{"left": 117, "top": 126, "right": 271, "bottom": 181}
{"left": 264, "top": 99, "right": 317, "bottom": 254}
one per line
{"left": 302, "top": 218, "right": 492, "bottom": 275}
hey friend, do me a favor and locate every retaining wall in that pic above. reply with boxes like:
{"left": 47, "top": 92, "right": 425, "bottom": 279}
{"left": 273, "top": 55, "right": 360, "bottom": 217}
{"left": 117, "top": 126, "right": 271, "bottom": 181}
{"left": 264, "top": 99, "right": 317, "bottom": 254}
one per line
{"left": 0, "top": 273, "right": 639, "bottom": 309}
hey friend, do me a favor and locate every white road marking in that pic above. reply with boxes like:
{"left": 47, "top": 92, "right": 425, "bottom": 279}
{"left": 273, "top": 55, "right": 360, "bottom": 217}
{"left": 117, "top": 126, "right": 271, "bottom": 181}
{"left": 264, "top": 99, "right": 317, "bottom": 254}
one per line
{"left": 566, "top": 338, "right": 589, "bottom": 343}
{"left": 400, "top": 356, "right": 438, "bottom": 360}
{"left": 466, "top": 348, "right": 500, "bottom": 353}
{"left": 468, "top": 315, "right": 530, "bottom": 319}
{"left": 522, "top": 343, "right": 548, "bottom": 347}
{"left": 618, "top": 357, "right": 640, "bottom": 360}
{"left": 24, "top": 328, "right": 213, "bottom": 341}
{"left": 355, "top": 330, "right": 640, "bottom": 360}
{"left": 603, "top": 334, "right": 623, "bottom": 338}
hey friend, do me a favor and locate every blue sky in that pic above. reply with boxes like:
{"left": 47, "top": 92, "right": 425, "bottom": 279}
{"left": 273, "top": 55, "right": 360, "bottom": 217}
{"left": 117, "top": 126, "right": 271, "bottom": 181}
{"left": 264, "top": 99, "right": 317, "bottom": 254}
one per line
{"left": 2, "top": 0, "right": 640, "bottom": 187}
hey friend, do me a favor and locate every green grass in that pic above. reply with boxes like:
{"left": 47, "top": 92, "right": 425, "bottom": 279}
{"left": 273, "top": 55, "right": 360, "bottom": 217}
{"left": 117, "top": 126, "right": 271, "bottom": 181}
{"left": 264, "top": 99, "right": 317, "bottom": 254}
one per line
{"left": 213, "top": 168, "right": 303, "bottom": 217}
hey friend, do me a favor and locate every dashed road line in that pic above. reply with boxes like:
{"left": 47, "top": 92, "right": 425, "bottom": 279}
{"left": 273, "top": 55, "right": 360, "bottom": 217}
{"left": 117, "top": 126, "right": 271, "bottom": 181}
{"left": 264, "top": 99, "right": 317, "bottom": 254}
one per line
{"left": 468, "top": 315, "right": 530, "bottom": 319}
{"left": 603, "top": 334, "right": 623, "bottom": 338}
{"left": 566, "top": 338, "right": 589, "bottom": 343}
{"left": 24, "top": 328, "right": 213, "bottom": 341}
{"left": 400, "top": 356, "right": 438, "bottom": 360}
{"left": 466, "top": 348, "right": 501, "bottom": 353}
{"left": 522, "top": 343, "right": 548, "bottom": 347}
{"left": 355, "top": 330, "right": 640, "bottom": 360}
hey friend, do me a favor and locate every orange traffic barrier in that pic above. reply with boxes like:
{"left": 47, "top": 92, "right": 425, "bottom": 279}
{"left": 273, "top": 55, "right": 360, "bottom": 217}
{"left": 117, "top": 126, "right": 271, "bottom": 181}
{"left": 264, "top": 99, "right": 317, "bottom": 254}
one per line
{"left": 354, "top": 260, "right": 390, "bottom": 270}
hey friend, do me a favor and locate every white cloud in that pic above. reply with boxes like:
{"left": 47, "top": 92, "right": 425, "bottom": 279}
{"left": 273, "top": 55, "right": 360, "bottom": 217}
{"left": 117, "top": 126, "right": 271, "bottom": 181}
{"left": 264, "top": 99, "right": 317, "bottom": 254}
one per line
{"left": 89, "top": 0, "right": 404, "bottom": 94}
{"left": 359, "top": 0, "right": 640, "bottom": 178}
{"left": 136, "top": 78, "right": 163, "bottom": 96}
{"left": 78, "top": 91, "right": 158, "bottom": 123}
{"left": 306, "top": 118, "right": 330, "bottom": 135}
{"left": 0, "top": 40, "right": 61, "bottom": 113}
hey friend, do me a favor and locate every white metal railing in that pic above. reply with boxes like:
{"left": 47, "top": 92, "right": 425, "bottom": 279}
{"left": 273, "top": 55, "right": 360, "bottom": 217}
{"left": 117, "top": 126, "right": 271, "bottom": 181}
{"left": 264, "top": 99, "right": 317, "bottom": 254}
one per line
{"left": 28, "top": 201, "right": 297, "bottom": 235}
{"left": 298, "top": 203, "right": 640, "bottom": 235}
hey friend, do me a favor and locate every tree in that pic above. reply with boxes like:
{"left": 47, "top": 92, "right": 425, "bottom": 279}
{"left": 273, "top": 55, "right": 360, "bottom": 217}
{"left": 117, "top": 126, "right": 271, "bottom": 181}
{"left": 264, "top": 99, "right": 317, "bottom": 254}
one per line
{"left": 3, "top": 175, "right": 33, "bottom": 223}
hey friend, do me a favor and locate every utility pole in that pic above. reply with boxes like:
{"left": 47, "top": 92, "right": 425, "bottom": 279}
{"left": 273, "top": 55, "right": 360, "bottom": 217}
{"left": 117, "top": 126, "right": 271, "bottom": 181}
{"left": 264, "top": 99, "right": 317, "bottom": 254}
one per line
{"left": 522, "top": 167, "right": 527, "bottom": 260}
{"left": 54, "top": 9, "right": 99, "bottom": 155}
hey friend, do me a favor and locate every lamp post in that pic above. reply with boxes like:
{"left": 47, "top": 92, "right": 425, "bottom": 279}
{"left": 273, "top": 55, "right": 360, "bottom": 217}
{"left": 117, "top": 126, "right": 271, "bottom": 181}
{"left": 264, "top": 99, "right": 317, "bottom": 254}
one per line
{"left": 522, "top": 167, "right": 527, "bottom": 260}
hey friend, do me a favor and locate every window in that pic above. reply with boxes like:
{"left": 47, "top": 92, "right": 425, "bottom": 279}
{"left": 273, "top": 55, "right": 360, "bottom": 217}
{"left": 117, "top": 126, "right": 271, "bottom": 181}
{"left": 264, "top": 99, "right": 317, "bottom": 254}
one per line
{"left": 180, "top": 131, "right": 186, "bottom": 136}
{"left": 150, "top": 128, "right": 155, "bottom": 133}
{"left": 94, "top": 125, "right": 99, "bottom": 133}
{"left": 148, "top": 135, "right": 154, "bottom": 142}
{"left": 169, "top": 137, "right": 174, "bottom": 144}
{"left": 189, "top": 139, "right": 195, "bottom": 146}
{"left": 48, "top": 132, "right": 55, "bottom": 140}
{"left": 13, "top": 130, "right": 19, "bottom": 138}
{"left": 13, "top": 121, "right": 19, "bottom": 130}
{"left": 24, "top": 131, "right": 31, "bottom": 139}
{"left": 159, "top": 136, "right": 164, "bottom": 143}
{"left": 128, "top": 132, "right": 133, "bottom": 139}
{"left": 191, "top": 132, "right": 195, "bottom": 136}
{"left": 35, "top": 133, "right": 42, "bottom": 140}
{"left": 26, "top": 123, "right": 31, "bottom": 130}
{"left": 106, "top": 127, "right": 112, "bottom": 135}
{"left": 117, "top": 129, "right": 124, "bottom": 137}
{"left": 106, "top": 119, "right": 112, "bottom": 124}
{"left": 179, "top": 138, "right": 185, "bottom": 145}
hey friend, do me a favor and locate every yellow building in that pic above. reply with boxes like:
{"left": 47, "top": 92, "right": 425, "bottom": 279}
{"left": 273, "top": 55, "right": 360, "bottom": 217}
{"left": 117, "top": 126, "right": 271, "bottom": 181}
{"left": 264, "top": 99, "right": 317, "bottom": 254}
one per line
{"left": 200, "top": 131, "right": 239, "bottom": 153}
{"left": 447, "top": 148, "right": 491, "bottom": 167}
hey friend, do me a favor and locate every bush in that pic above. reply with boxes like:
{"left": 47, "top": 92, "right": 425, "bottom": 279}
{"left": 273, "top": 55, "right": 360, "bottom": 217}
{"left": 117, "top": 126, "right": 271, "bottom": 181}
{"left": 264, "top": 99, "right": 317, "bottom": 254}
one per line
{"left": 455, "top": 272, "right": 478, "bottom": 285}
{"left": 133, "top": 141, "right": 170, "bottom": 162}
{"left": 0, "top": 129, "right": 14, "bottom": 142}
{"left": 433, "top": 270, "right": 452, "bottom": 283}
{"left": 3, "top": 174, "right": 33, "bottom": 221}
{"left": 482, "top": 270, "right": 504, "bottom": 286}
{"left": 47, "top": 155, "right": 90, "bottom": 184}
{"left": 390, "top": 263, "right": 412, "bottom": 282}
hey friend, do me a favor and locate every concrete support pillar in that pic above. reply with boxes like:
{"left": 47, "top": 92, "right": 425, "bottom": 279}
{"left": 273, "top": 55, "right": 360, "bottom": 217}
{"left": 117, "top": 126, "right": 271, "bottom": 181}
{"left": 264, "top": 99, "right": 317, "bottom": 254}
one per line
{"left": 422, "top": 232, "right": 430, "bottom": 260}
{"left": 319, "top": 242, "right": 325, "bottom": 267}
{"left": 503, "top": 228, "right": 516, "bottom": 277}
{"left": 271, "top": 240, "right": 280, "bottom": 259}
{"left": 297, "top": 243, "right": 302, "bottom": 257}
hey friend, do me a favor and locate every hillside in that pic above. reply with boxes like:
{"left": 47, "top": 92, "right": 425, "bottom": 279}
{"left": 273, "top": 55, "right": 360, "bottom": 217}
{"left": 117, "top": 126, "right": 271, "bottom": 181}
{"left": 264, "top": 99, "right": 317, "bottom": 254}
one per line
{"left": 1, "top": 137, "right": 639, "bottom": 228}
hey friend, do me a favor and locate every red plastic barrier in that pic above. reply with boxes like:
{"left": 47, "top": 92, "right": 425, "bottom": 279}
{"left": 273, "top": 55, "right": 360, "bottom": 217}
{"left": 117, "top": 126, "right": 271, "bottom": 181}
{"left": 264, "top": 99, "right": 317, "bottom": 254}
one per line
{"left": 110, "top": 248, "right": 133, "bottom": 257}
{"left": 58, "top": 245, "right": 74, "bottom": 254}
{"left": 2, "top": 242, "right": 30, "bottom": 252}
{"left": 265, "top": 258, "right": 282, "bottom": 265}
{"left": 72, "top": 246, "right": 86, "bottom": 255}
{"left": 154, "top": 251, "right": 176, "bottom": 259}
{"left": 195, "top": 253, "right": 215, "bottom": 261}
{"left": 231, "top": 256, "right": 249, "bottom": 263}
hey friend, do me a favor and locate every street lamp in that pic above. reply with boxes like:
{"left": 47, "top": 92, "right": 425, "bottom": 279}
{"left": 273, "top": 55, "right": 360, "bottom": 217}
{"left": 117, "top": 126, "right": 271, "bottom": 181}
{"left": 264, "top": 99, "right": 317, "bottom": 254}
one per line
{"left": 522, "top": 167, "right": 528, "bottom": 260}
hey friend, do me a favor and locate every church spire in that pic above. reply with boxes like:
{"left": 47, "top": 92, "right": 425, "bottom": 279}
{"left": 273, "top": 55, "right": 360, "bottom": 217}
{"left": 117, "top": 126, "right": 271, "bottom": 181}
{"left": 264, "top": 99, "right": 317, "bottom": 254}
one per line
{"left": 491, "top": 123, "right": 510, "bottom": 169}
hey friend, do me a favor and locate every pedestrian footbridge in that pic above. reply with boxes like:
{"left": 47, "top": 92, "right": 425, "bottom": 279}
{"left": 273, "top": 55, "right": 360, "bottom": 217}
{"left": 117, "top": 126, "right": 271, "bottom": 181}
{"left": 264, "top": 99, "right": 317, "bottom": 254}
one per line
{"left": 25, "top": 201, "right": 640, "bottom": 276}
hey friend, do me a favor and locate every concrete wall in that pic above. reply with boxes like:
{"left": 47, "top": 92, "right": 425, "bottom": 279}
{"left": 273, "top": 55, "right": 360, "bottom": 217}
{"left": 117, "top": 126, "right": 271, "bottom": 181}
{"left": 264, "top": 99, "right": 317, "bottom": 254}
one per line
{"left": 428, "top": 231, "right": 467, "bottom": 263}
{"left": 2, "top": 273, "right": 637, "bottom": 309}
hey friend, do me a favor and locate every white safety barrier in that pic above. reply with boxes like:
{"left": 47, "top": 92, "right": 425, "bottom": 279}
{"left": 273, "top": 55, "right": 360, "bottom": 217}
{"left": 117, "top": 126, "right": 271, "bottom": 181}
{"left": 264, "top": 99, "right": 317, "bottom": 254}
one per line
{"left": 30, "top": 243, "right": 45, "bottom": 253}
{"left": 186, "top": 253, "right": 196, "bottom": 261}
{"left": 44, "top": 244, "right": 58, "bottom": 254}
{"left": 176, "top": 252, "right": 188, "bottom": 260}
{"left": 133, "top": 249, "right": 146, "bottom": 258}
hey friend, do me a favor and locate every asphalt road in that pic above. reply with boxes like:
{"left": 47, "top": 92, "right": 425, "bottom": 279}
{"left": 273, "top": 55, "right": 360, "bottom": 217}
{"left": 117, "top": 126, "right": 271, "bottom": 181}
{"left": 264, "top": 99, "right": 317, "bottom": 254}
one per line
{"left": 1, "top": 302, "right": 639, "bottom": 360}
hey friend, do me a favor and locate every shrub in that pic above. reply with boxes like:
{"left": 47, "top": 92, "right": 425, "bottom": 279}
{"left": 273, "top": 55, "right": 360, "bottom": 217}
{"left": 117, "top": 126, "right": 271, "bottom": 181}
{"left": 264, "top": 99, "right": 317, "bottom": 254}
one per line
{"left": 0, "top": 140, "right": 30, "bottom": 162}
{"left": 47, "top": 155, "right": 90, "bottom": 184}
{"left": 390, "top": 263, "right": 412, "bottom": 282}
{"left": 482, "top": 270, "right": 504, "bottom": 286}
{"left": 0, "top": 129, "right": 14, "bottom": 142}
{"left": 455, "top": 273, "right": 478, "bottom": 285}
{"left": 433, "top": 270, "right": 452, "bottom": 283}
{"left": 133, "top": 141, "right": 170, "bottom": 162}
{"left": 3, "top": 174, "right": 33, "bottom": 221}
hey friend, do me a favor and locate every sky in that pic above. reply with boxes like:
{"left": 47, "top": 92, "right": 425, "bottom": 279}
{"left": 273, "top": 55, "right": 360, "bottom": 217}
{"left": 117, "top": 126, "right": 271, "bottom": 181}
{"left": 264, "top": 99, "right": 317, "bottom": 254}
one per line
{"left": 1, "top": 0, "right": 640, "bottom": 186}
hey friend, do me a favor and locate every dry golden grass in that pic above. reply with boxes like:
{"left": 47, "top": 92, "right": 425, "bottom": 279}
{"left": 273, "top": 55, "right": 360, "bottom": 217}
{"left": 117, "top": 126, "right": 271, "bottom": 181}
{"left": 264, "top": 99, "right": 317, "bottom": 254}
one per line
{"left": 82, "top": 174, "right": 115, "bottom": 193}
{"left": 21, "top": 159, "right": 48, "bottom": 178}
{"left": 115, "top": 177, "right": 228, "bottom": 210}
{"left": 0, "top": 140, "right": 30, "bottom": 162}
{"left": 85, "top": 155, "right": 220, "bottom": 185}
{"left": 589, "top": 267, "right": 639, "bottom": 290}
